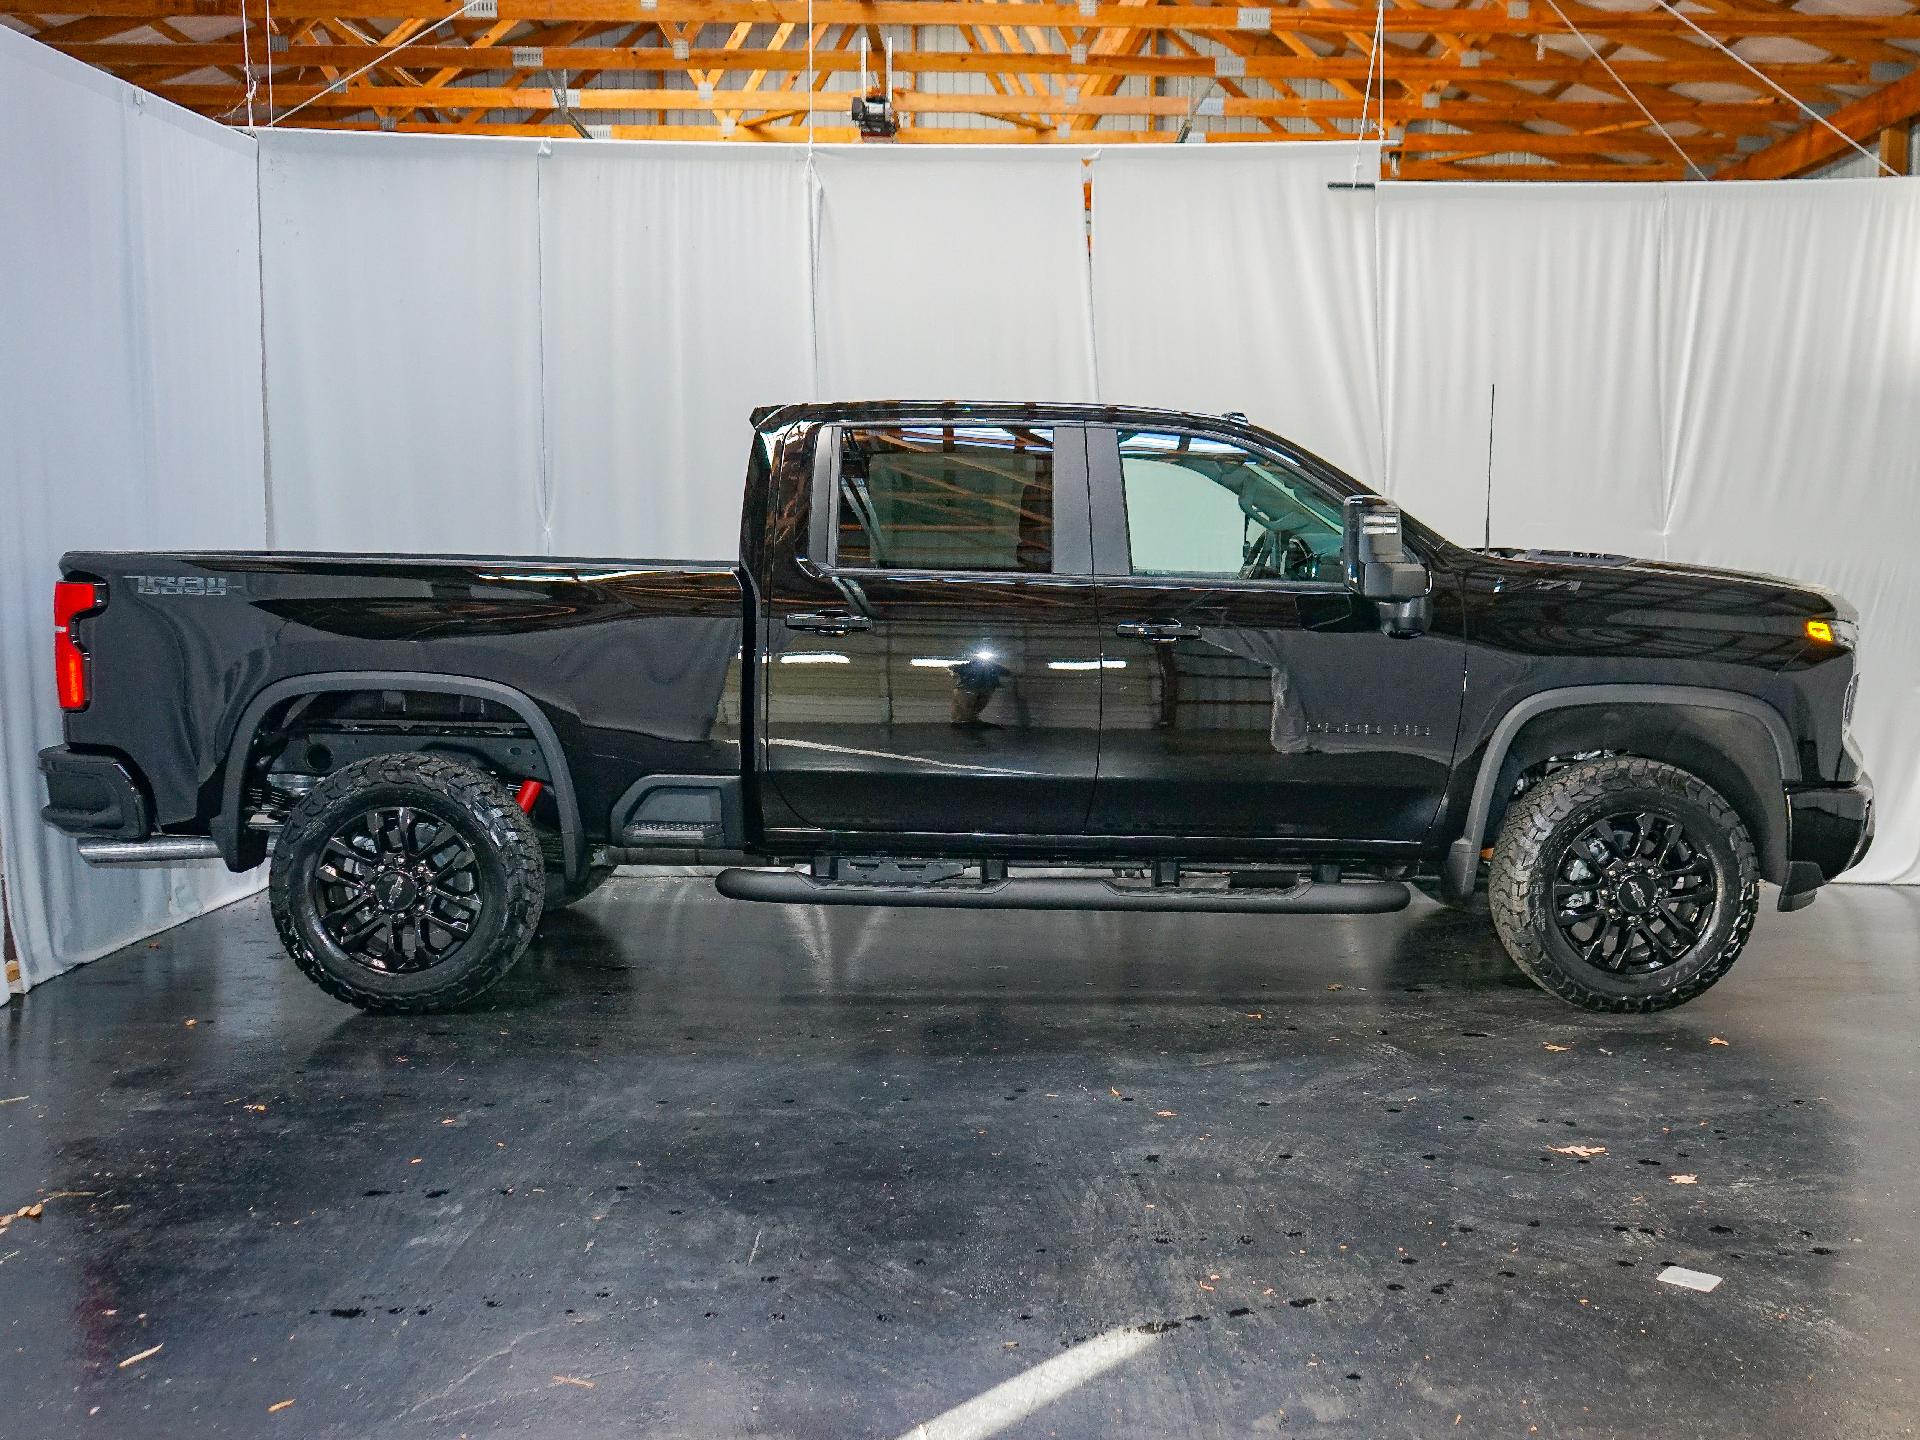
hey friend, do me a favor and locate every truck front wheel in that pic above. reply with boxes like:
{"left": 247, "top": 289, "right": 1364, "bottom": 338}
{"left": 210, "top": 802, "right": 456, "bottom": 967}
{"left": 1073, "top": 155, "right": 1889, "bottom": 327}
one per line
{"left": 1489, "top": 757, "right": 1760, "bottom": 1012}
{"left": 269, "top": 754, "right": 546, "bottom": 1012}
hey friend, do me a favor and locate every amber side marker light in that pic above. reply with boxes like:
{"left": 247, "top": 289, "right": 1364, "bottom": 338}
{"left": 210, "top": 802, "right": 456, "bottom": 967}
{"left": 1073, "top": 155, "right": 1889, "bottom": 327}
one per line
{"left": 1805, "top": 619, "right": 1835, "bottom": 644}
{"left": 55, "top": 581, "right": 103, "bottom": 711}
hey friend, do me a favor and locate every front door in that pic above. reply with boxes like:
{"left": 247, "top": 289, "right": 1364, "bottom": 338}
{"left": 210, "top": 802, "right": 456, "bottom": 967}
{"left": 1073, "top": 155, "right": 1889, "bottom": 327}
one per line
{"left": 1088, "top": 424, "right": 1464, "bottom": 844}
{"left": 762, "top": 420, "right": 1103, "bottom": 837}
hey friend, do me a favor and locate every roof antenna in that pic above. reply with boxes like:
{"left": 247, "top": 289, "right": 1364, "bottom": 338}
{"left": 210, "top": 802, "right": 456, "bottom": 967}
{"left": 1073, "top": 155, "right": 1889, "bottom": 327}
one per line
{"left": 1482, "top": 381, "right": 1498, "bottom": 552}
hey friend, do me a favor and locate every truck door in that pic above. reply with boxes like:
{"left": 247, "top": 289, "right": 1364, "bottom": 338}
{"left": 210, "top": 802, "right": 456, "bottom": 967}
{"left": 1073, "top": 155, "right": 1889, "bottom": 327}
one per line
{"left": 1088, "top": 424, "right": 1464, "bottom": 844}
{"left": 761, "top": 420, "right": 1103, "bottom": 837}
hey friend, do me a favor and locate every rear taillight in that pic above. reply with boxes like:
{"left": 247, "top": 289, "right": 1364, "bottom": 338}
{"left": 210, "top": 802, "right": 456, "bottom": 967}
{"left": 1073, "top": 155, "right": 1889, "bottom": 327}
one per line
{"left": 54, "top": 581, "right": 103, "bottom": 711}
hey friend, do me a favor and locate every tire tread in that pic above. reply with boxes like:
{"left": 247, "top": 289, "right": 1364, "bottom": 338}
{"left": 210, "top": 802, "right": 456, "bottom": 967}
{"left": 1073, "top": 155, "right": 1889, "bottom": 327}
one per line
{"left": 1488, "top": 757, "right": 1759, "bottom": 1013}
{"left": 269, "top": 753, "right": 544, "bottom": 1012}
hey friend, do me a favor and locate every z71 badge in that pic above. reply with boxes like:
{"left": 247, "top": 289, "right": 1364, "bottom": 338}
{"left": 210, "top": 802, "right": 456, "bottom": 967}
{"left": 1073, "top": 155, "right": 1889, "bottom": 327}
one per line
{"left": 125, "top": 574, "right": 243, "bottom": 597}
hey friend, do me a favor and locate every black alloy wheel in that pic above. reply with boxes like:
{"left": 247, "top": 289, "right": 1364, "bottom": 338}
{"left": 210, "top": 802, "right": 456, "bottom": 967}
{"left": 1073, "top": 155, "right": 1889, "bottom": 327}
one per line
{"left": 310, "top": 804, "right": 487, "bottom": 973}
{"left": 1548, "top": 809, "right": 1718, "bottom": 974}
{"left": 270, "top": 753, "right": 545, "bottom": 1011}
{"left": 1489, "top": 756, "right": 1759, "bottom": 1012}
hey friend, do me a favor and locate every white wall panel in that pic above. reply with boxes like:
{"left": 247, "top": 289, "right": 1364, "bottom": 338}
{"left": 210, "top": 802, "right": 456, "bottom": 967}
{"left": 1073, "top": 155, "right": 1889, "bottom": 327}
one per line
{"left": 257, "top": 131, "right": 547, "bottom": 553}
{"left": 7, "top": 107, "right": 1917, "bottom": 990}
{"left": 810, "top": 145, "right": 1098, "bottom": 401}
{"left": 1661, "top": 179, "right": 1920, "bottom": 884}
{"left": 537, "top": 143, "right": 814, "bottom": 561}
{"left": 0, "top": 27, "right": 266, "bottom": 991}
{"left": 1379, "top": 182, "right": 1668, "bottom": 555}
{"left": 1091, "top": 142, "right": 1384, "bottom": 486}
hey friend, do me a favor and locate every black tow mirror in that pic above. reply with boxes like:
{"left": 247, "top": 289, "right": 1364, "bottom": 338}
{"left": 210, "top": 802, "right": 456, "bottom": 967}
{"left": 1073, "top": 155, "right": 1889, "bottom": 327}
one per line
{"left": 1342, "top": 495, "right": 1431, "bottom": 637}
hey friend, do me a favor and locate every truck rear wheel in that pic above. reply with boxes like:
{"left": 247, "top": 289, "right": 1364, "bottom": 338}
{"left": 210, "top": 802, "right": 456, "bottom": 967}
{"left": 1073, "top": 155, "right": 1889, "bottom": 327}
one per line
{"left": 269, "top": 754, "right": 546, "bottom": 1012}
{"left": 1489, "top": 757, "right": 1759, "bottom": 1012}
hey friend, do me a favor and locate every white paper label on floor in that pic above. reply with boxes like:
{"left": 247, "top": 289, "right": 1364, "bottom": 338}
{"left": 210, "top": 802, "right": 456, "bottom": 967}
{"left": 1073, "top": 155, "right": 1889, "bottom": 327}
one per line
{"left": 1657, "top": 1265, "right": 1723, "bottom": 1293}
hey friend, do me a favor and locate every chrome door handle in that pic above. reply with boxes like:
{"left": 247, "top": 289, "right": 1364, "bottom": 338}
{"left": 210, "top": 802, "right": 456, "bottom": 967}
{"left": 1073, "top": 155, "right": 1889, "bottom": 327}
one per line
{"left": 786, "top": 610, "right": 873, "bottom": 635}
{"left": 1115, "top": 619, "right": 1200, "bottom": 641}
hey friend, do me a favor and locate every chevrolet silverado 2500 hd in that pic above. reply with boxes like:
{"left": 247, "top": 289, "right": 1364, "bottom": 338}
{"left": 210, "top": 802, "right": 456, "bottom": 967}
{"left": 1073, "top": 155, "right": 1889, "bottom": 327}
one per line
{"left": 41, "top": 403, "right": 1873, "bottom": 1012}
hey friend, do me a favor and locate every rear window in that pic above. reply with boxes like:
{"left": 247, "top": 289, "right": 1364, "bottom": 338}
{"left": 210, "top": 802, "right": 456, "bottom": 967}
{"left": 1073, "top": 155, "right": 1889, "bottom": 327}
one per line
{"left": 835, "top": 425, "right": 1055, "bottom": 574}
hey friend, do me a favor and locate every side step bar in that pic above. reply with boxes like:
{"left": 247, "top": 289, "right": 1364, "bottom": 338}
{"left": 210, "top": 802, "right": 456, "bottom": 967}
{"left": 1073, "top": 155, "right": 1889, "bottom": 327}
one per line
{"left": 715, "top": 868, "right": 1409, "bottom": 915}
{"left": 77, "top": 836, "right": 224, "bottom": 865}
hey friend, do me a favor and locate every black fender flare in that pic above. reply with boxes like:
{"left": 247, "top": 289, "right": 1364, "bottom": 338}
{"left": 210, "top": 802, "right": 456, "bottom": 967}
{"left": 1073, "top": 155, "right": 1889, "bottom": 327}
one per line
{"left": 215, "top": 671, "right": 585, "bottom": 881}
{"left": 1441, "top": 684, "right": 1798, "bottom": 901}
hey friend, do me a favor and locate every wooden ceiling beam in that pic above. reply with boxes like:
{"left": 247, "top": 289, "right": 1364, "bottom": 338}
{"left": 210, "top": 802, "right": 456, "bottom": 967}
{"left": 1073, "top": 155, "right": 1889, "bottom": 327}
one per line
{"left": 19, "top": 0, "right": 1920, "bottom": 177}
{"left": 12, "top": 0, "right": 1920, "bottom": 43}
{"left": 273, "top": 115, "right": 1312, "bottom": 137}
{"left": 1160, "top": 29, "right": 1295, "bottom": 136}
{"left": 121, "top": 75, "right": 1811, "bottom": 133}
{"left": 1062, "top": 0, "right": 1156, "bottom": 135}
{"left": 965, "top": 19, "right": 1055, "bottom": 133}
{"left": 20, "top": 12, "right": 151, "bottom": 40}
{"left": 1682, "top": 0, "right": 1912, "bottom": 70}
{"left": 1399, "top": 156, "right": 1687, "bottom": 179}
{"left": 1398, "top": 128, "right": 1738, "bottom": 159}
{"left": 138, "top": 78, "right": 1797, "bottom": 142}
{"left": 1714, "top": 62, "right": 1920, "bottom": 177}
{"left": 69, "top": 41, "right": 1869, "bottom": 89}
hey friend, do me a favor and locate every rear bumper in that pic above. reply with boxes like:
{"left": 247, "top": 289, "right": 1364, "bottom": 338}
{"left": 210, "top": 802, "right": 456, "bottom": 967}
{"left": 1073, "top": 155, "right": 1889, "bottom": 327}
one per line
{"left": 1778, "top": 774, "right": 1874, "bottom": 911}
{"left": 39, "top": 746, "right": 150, "bottom": 840}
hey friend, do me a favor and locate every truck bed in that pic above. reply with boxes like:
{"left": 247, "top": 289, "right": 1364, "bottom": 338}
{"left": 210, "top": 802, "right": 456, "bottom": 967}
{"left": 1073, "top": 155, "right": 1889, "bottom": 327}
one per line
{"left": 57, "top": 551, "right": 750, "bottom": 862}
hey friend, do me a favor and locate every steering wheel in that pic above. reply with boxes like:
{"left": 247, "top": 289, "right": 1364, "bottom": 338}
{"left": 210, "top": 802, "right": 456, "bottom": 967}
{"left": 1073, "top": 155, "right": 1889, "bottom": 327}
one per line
{"left": 1281, "top": 534, "right": 1318, "bottom": 581}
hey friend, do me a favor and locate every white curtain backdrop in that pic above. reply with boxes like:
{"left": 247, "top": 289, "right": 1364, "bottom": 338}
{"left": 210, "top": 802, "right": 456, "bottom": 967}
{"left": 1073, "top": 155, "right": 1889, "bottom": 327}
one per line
{"left": 1658, "top": 180, "right": 1920, "bottom": 885}
{"left": 1378, "top": 183, "right": 1669, "bottom": 556}
{"left": 811, "top": 146, "right": 1099, "bottom": 402}
{"left": 0, "top": 28, "right": 267, "bottom": 992}
{"left": 257, "top": 130, "right": 548, "bottom": 554}
{"left": 1092, "top": 142, "right": 1384, "bottom": 488}
{"left": 7, "top": 107, "right": 1919, "bottom": 992}
{"left": 1373, "top": 175, "right": 1920, "bottom": 882}
{"left": 538, "top": 142, "right": 814, "bottom": 561}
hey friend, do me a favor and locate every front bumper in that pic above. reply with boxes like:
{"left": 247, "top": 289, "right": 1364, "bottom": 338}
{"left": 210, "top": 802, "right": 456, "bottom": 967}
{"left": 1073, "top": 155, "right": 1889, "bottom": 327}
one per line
{"left": 1778, "top": 773, "right": 1874, "bottom": 912}
{"left": 39, "top": 746, "right": 150, "bottom": 840}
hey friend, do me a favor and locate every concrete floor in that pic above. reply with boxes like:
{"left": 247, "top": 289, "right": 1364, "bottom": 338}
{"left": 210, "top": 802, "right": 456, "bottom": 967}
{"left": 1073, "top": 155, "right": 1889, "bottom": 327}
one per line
{"left": 1, "top": 880, "right": 1917, "bottom": 1439}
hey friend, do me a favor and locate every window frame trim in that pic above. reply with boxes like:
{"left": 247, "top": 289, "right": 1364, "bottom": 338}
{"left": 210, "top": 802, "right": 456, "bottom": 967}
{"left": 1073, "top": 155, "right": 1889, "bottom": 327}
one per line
{"left": 815, "top": 417, "right": 1093, "bottom": 580}
{"left": 1088, "top": 422, "right": 1396, "bottom": 590}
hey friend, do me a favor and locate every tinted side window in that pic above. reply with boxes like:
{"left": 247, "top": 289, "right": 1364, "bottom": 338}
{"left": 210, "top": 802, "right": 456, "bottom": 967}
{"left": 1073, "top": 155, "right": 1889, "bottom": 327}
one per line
{"left": 1119, "top": 430, "right": 1343, "bottom": 582}
{"left": 837, "top": 425, "right": 1054, "bottom": 573}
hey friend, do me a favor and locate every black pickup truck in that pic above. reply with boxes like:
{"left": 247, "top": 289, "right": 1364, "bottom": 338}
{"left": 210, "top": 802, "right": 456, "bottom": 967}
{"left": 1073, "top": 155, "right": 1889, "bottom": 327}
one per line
{"left": 42, "top": 402, "right": 1872, "bottom": 1013}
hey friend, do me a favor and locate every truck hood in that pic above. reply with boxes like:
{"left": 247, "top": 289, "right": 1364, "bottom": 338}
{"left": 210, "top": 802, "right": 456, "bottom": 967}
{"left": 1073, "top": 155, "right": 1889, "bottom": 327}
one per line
{"left": 1476, "top": 548, "right": 1856, "bottom": 624}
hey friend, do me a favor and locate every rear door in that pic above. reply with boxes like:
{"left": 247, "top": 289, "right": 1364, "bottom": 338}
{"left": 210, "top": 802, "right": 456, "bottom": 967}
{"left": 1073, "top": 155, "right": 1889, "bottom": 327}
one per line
{"left": 1089, "top": 424, "right": 1463, "bottom": 843}
{"left": 761, "top": 419, "right": 1103, "bottom": 837}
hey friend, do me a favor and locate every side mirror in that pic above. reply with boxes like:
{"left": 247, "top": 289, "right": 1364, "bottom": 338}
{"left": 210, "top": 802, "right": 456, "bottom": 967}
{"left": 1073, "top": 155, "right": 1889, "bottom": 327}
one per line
{"left": 1342, "top": 495, "right": 1431, "bottom": 637}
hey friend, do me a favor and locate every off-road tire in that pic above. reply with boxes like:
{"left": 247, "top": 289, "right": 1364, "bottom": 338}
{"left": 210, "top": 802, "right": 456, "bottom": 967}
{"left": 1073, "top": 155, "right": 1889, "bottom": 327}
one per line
{"left": 270, "top": 754, "right": 545, "bottom": 1012}
{"left": 536, "top": 830, "right": 614, "bottom": 913}
{"left": 1489, "top": 757, "right": 1759, "bottom": 1012}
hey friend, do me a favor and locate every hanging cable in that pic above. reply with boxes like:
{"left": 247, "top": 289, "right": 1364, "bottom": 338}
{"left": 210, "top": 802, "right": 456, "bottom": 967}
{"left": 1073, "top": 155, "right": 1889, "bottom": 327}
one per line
{"left": 806, "top": 0, "right": 815, "bottom": 150}
{"left": 263, "top": 0, "right": 274, "bottom": 123}
{"left": 1372, "top": 0, "right": 1387, "bottom": 144}
{"left": 267, "top": 0, "right": 481, "bottom": 127}
{"left": 1352, "top": 0, "right": 1385, "bottom": 183}
{"left": 1641, "top": 0, "right": 1896, "bottom": 175}
{"left": 237, "top": 0, "right": 257, "bottom": 128}
{"left": 1541, "top": 0, "right": 1707, "bottom": 180}
{"left": 1175, "top": 77, "right": 1217, "bottom": 143}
